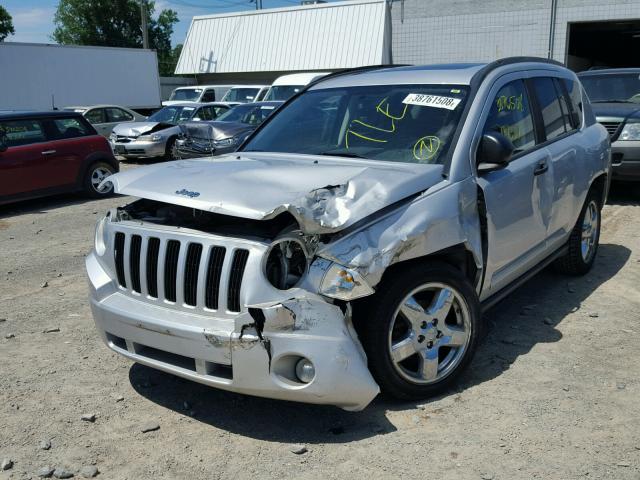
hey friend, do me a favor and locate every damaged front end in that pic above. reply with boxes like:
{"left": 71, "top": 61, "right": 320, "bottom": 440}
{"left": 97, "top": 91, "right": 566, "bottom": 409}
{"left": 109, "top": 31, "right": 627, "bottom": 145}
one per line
{"left": 87, "top": 198, "right": 380, "bottom": 410}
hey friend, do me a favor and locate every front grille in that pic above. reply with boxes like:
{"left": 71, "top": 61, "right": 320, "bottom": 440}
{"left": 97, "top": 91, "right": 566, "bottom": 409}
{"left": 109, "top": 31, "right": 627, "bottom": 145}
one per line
{"left": 600, "top": 121, "right": 621, "bottom": 137}
{"left": 115, "top": 135, "right": 135, "bottom": 143}
{"left": 112, "top": 232, "right": 249, "bottom": 313}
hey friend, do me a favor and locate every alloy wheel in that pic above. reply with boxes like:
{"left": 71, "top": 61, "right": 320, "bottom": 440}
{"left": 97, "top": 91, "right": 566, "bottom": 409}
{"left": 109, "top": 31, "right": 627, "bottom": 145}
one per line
{"left": 388, "top": 282, "right": 472, "bottom": 385}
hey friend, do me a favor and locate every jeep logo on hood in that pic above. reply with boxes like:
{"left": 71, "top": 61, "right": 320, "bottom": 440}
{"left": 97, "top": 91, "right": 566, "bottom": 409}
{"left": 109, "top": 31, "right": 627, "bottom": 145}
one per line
{"left": 175, "top": 189, "right": 200, "bottom": 198}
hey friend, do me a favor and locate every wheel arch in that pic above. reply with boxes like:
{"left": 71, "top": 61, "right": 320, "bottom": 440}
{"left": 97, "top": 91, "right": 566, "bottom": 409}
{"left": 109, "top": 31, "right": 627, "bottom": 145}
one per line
{"left": 75, "top": 151, "right": 119, "bottom": 190}
{"left": 589, "top": 172, "right": 608, "bottom": 207}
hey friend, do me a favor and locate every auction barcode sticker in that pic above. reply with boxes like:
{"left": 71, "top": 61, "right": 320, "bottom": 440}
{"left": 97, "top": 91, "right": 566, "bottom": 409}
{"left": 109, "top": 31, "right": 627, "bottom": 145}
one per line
{"left": 402, "top": 94, "right": 461, "bottom": 110}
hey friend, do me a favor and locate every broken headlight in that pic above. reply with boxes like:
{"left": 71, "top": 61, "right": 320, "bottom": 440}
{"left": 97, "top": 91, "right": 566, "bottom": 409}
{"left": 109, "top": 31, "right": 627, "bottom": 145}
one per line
{"left": 265, "top": 237, "right": 309, "bottom": 290}
{"left": 214, "top": 136, "right": 240, "bottom": 147}
{"left": 319, "top": 263, "right": 374, "bottom": 301}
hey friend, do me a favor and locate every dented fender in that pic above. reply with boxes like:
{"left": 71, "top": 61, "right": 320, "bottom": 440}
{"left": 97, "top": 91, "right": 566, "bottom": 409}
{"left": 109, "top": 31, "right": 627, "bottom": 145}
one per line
{"left": 317, "top": 177, "right": 483, "bottom": 288}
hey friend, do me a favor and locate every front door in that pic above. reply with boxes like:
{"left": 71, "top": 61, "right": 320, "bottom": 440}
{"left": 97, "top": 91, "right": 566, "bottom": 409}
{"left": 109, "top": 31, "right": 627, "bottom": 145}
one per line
{"left": 0, "top": 118, "right": 56, "bottom": 197}
{"left": 475, "top": 77, "right": 554, "bottom": 296}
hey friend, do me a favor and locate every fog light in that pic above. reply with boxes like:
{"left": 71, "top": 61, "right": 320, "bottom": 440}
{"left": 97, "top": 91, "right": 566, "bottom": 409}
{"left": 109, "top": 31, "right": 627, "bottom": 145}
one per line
{"left": 295, "top": 358, "right": 315, "bottom": 384}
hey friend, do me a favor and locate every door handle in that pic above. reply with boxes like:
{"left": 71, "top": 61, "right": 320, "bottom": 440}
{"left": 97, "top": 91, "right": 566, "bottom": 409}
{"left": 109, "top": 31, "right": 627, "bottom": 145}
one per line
{"left": 533, "top": 160, "right": 548, "bottom": 176}
{"left": 41, "top": 150, "right": 56, "bottom": 155}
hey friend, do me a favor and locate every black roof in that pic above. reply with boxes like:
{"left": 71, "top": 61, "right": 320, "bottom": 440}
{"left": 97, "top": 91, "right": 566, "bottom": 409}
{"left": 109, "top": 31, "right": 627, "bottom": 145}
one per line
{"left": 0, "top": 110, "right": 84, "bottom": 120}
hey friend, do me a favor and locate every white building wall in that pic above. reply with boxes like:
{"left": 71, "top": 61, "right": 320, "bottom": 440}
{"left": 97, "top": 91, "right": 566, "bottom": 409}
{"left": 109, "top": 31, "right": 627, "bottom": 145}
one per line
{"left": 391, "top": 0, "right": 640, "bottom": 66}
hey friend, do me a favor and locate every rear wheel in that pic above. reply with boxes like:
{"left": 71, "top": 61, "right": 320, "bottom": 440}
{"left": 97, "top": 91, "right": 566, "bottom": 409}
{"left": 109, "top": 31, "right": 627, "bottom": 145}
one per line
{"left": 554, "top": 191, "right": 601, "bottom": 275}
{"left": 83, "top": 161, "right": 115, "bottom": 198}
{"left": 359, "top": 262, "right": 482, "bottom": 400}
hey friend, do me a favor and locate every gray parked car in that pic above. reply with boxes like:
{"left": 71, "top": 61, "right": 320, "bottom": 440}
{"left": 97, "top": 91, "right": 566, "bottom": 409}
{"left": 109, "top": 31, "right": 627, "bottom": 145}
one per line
{"left": 87, "top": 58, "right": 610, "bottom": 411}
{"left": 578, "top": 68, "right": 640, "bottom": 181}
{"left": 63, "top": 105, "right": 146, "bottom": 137}
{"left": 175, "top": 101, "right": 283, "bottom": 158}
{"left": 109, "top": 102, "right": 237, "bottom": 160}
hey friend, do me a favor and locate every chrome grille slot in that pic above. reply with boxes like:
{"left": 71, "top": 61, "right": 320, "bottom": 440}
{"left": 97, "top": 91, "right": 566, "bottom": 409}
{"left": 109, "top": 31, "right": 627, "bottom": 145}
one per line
{"left": 228, "top": 249, "right": 249, "bottom": 313}
{"left": 205, "top": 246, "right": 226, "bottom": 310}
{"left": 600, "top": 121, "right": 621, "bottom": 137}
{"left": 114, "top": 232, "right": 126, "bottom": 288}
{"left": 110, "top": 229, "right": 255, "bottom": 313}
{"left": 164, "top": 240, "right": 181, "bottom": 302}
{"left": 146, "top": 237, "right": 160, "bottom": 298}
{"left": 184, "top": 243, "right": 203, "bottom": 307}
{"left": 129, "top": 235, "right": 142, "bottom": 293}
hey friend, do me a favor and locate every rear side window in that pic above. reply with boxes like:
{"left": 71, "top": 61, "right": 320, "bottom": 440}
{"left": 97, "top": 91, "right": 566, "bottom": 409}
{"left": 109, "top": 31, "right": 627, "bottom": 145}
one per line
{"left": 483, "top": 79, "right": 536, "bottom": 153}
{"left": 51, "top": 117, "right": 92, "bottom": 139}
{"left": 106, "top": 108, "right": 134, "bottom": 123}
{"left": 201, "top": 90, "right": 216, "bottom": 102}
{"left": 0, "top": 119, "right": 47, "bottom": 147}
{"left": 530, "top": 77, "right": 567, "bottom": 141}
{"left": 85, "top": 109, "right": 106, "bottom": 124}
{"left": 563, "top": 79, "right": 583, "bottom": 128}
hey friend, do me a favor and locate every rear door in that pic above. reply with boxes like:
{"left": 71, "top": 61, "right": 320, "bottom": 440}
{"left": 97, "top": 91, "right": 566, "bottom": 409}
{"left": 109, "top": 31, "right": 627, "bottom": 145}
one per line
{"left": 475, "top": 76, "right": 555, "bottom": 295}
{"left": 0, "top": 118, "right": 56, "bottom": 196}
{"left": 105, "top": 107, "right": 135, "bottom": 136}
{"left": 85, "top": 108, "right": 109, "bottom": 137}
{"left": 529, "top": 76, "right": 585, "bottom": 248}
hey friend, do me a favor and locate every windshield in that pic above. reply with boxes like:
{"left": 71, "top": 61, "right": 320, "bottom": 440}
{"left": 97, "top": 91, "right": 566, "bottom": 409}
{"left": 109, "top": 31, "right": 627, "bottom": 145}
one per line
{"left": 243, "top": 84, "right": 469, "bottom": 164}
{"left": 169, "top": 88, "right": 202, "bottom": 101}
{"left": 263, "top": 85, "right": 304, "bottom": 101}
{"left": 148, "top": 106, "right": 196, "bottom": 124}
{"left": 222, "top": 87, "right": 261, "bottom": 103}
{"left": 216, "top": 104, "right": 277, "bottom": 125}
{"left": 580, "top": 73, "right": 640, "bottom": 103}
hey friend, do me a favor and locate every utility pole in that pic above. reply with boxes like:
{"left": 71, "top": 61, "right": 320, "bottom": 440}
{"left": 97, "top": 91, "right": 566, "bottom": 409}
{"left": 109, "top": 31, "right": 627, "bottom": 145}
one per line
{"left": 254, "top": 0, "right": 262, "bottom": 10}
{"left": 141, "top": 0, "right": 149, "bottom": 49}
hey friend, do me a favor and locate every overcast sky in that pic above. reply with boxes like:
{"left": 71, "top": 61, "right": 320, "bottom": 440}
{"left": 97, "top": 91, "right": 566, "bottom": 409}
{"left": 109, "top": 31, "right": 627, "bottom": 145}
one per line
{"left": 2, "top": 0, "right": 341, "bottom": 45}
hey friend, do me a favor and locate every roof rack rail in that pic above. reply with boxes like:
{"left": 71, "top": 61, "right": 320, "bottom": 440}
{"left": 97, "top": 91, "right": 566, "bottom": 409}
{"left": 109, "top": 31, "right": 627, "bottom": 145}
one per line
{"left": 305, "top": 63, "right": 412, "bottom": 89}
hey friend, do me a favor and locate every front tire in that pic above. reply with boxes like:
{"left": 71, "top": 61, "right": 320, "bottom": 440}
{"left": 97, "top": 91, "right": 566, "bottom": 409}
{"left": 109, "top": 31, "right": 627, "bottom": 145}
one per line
{"left": 165, "top": 137, "right": 178, "bottom": 160}
{"left": 554, "top": 191, "right": 601, "bottom": 275}
{"left": 359, "top": 262, "right": 482, "bottom": 400}
{"left": 83, "top": 161, "right": 115, "bottom": 198}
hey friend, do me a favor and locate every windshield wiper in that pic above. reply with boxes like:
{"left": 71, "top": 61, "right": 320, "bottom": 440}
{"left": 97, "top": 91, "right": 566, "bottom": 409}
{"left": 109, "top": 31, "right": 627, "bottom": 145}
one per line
{"left": 318, "top": 151, "right": 367, "bottom": 159}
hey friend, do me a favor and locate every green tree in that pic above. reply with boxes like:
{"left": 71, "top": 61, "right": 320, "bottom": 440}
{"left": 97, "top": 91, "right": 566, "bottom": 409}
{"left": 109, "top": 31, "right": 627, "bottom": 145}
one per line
{"left": 52, "top": 0, "right": 179, "bottom": 75}
{"left": 0, "top": 5, "right": 15, "bottom": 42}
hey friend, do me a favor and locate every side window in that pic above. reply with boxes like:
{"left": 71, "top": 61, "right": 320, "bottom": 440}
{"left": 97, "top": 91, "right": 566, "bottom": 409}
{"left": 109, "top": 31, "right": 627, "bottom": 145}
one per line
{"left": 51, "top": 117, "right": 91, "bottom": 139}
{"left": 201, "top": 90, "right": 216, "bottom": 102}
{"left": 85, "top": 109, "right": 106, "bottom": 124}
{"left": 563, "top": 79, "right": 583, "bottom": 128}
{"left": 106, "top": 108, "right": 133, "bottom": 123}
{"left": 196, "top": 106, "right": 214, "bottom": 121}
{"left": 553, "top": 78, "right": 575, "bottom": 133}
{"left": 530, "top": 77, "right": 567, "bottom": 141}
{"left": 0, "top": 119, "right": 47, "bottom": 147}
{"left": 483, "top": 79, "right": 536, "bottom": 153}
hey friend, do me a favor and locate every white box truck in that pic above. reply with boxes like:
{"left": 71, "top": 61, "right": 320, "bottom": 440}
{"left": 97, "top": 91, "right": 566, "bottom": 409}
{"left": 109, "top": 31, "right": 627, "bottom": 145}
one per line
{"left": 0, "top": 42, "right": 162, "bottom": 113}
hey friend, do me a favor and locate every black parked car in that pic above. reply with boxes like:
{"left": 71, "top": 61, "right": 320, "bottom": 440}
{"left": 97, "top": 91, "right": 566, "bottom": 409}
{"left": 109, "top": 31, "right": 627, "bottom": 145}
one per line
{"left": 175, "top": 101, "right": 283, "bottom": 158}
{"left": 578, "top": 68, "right": 640, "bottom": 181}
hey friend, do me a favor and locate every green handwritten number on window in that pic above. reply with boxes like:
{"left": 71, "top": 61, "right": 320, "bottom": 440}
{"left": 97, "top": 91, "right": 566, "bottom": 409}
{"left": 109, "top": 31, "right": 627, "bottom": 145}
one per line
{"left": 496, "top": 94, "right": 523, "bottom": 112}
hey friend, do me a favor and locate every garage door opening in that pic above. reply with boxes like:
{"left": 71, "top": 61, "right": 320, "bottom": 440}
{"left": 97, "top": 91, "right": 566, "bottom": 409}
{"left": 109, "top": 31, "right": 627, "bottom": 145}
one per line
{"left": 567, "top": 20, "right": 640, "bottom": 72}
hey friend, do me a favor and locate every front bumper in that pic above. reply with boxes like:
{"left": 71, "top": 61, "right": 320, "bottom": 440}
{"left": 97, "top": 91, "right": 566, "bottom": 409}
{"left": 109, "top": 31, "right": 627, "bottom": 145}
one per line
{"left": 175, "top": 140, "right": 235, "bottom": 159}
{"left": 611, "top": 140, "right": 640, "bottom": 181}
{"left": 110, "top": 140, "right": 166, "bottom": 159}
{"left": 86, "top": 251, "right": 379, "bottom": 411}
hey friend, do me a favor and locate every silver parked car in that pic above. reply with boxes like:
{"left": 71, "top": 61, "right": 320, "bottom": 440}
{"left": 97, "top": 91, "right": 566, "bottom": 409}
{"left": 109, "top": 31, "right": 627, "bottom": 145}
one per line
{"left": 109, "top": 102, "right": 237, "bottom": 160}
{"left": 87, "top": 58, "right": 610, "bottom": 411}
{"left": 63, "top": 105, "right": 146, "bottom": 137}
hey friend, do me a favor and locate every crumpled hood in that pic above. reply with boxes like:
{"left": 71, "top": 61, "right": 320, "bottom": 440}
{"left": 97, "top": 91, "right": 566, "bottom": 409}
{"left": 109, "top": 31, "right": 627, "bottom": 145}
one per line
{"left": 108, "top": 152, "right": 446, "bottom": 234}
{"left": 112, "top": 122, "right": 173, "bottom": 137}
{"left": 179, "top": 121, "right": 253, "bottom": 141}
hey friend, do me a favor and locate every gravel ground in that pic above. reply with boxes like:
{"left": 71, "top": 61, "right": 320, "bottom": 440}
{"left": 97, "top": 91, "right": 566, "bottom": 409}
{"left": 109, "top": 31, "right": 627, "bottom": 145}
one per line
{"left": 1, "top": 167, "right": 639, "bottom": 480}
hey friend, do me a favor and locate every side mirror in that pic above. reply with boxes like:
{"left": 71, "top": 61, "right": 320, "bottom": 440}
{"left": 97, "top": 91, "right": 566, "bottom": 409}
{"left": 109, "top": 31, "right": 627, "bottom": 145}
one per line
{"left": 477, "top": 132, "right": 515, "bottom": 173}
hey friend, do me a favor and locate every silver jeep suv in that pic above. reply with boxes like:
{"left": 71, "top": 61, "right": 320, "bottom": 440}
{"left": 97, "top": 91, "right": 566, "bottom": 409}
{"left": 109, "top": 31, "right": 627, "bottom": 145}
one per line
{"left": 87, "top": 58, "right": 610, "bottom": 411}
